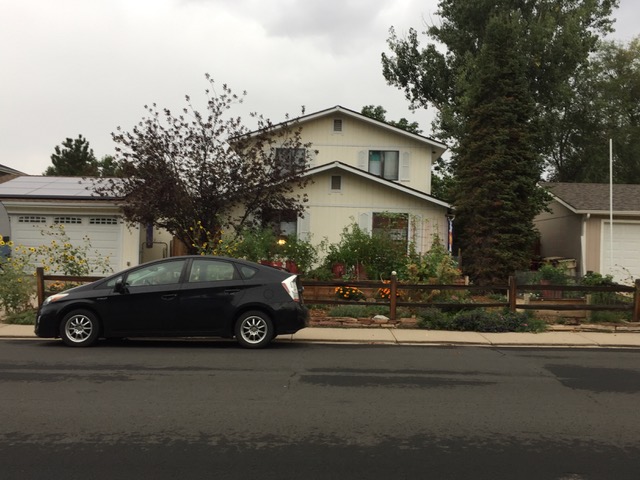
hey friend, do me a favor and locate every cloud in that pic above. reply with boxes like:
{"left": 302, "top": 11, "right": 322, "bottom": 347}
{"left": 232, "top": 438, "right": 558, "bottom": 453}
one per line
{"left": 1, "top": 0, "right": 637, "bottom": 175}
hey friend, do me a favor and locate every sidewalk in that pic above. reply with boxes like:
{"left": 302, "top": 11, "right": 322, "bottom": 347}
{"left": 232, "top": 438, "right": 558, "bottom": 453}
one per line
{"left": 3, "top": 322, "right": 640, "bottom": 348}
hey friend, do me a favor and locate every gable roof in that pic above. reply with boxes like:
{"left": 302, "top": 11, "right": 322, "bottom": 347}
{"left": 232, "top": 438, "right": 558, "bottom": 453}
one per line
{"left": 243, "top": 105, "right": 447, "bottom": 159}
{"left": 305, "top": 161, "right": 450, "bottom": 209}
{"left": 0, "top": 176, "right": 121, "bottom": 200}
{"left": 0, "top": 164, "right": 26, "bottom": 176}
{"left": 542, "top": 182, "right": 640, "bottom": 214}
{"left": 297, "top": 105, "right": 447, "bottom": 158}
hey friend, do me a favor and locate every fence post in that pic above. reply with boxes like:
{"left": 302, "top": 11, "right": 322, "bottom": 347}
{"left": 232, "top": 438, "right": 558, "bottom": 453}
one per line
{"left": 508, "top": 276, "right": 517, "bottom": 313}
{"left": 36, "top": 267, "right": 45, "bottom": 308}
{"left": 633, "top": 279, "right": 640, "bottom": 323}
{"left": 390, "top": 271, "right": 397, "bottom": 321}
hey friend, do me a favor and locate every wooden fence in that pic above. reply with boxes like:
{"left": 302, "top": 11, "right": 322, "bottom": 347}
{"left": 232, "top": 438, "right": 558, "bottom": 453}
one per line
{"left": 35, "top": 267, "right": 103, "bottom": 307}
{"left": 301, "top": 275, "right": 640, "bottom": 322}
{"left": 35, "top": 268, "right": 640, "bottom": 323}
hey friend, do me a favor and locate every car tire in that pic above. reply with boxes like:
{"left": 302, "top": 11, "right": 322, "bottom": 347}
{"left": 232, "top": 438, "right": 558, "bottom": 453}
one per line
{"left": 235, "top": 311, "right": 274, "bottom": 349}
{"left": 60, "top": 310, "right": 100, "bottom": 347}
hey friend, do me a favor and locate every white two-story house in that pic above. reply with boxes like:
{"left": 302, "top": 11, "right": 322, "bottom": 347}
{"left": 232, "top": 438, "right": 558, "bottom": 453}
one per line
{"left": 267, "top": 105, "right": 451, "bottom": 254}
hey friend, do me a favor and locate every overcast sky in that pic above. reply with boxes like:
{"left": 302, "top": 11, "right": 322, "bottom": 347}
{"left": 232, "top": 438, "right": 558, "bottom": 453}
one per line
{"left": 2, "top": 0, "right": 639, "bottom": 175}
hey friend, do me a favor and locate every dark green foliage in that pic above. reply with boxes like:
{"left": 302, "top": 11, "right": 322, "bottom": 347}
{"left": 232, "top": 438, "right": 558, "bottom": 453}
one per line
{"left": 418, "top": 308, "right": 545, "bottom": 333}
{"left": 452, "top": 14, "right": 547, "bottom": 284}
{"left": 360, "top": 105, "right": 422, "bottom": 134}
{"left": 545, "top": 38, "right": 640, "bottom": 183}
{"left": 3, "top": 308, "right": 37, "bottom": 325}
{"left": 44, "top": 135, "right": 99, "bottom": 176}
{"left": 44, "top": 136, "right": 122, "bottom": 177}
{"left": 382, "top": 0, "right": 617, "bottom": 285}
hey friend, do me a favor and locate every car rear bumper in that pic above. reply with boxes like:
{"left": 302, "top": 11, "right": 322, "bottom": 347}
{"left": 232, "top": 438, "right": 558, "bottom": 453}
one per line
{"left": 275, "top": 303, "right": 309, "bottom": 335}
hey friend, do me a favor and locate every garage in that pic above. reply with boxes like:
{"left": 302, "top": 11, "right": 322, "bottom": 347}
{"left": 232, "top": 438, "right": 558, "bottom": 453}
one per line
{"left": 0, "top": 176, "right": 147, "bottom": 273}
{"left": 10, "top": 214, "right": 122, "bottom": 274}
{"left": 601, "top": 221, "right": 640, "bottom": 284}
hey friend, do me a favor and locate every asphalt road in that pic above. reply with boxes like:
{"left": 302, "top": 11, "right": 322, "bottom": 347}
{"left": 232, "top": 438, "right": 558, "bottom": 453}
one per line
{"left": 1, "top": 339, "right": 639, "bottom": 480}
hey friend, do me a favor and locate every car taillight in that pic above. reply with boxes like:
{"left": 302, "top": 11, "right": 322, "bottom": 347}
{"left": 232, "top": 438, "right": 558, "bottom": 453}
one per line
{"left": 281, "top": 275, "right": 300, "bottom": 302}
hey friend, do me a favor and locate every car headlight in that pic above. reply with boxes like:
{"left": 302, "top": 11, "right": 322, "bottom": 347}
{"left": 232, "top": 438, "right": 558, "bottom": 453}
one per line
{"left": 43, "top": 293, "right": 69, "bottom": 305}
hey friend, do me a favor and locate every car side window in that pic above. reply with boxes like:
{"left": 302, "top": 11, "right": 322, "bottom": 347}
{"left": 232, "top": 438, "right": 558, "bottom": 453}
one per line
{"left": 239, "top": 266, "right": 258, "bottom": 279}
{"left": 127, "top": 260, "right": 187, "bottom": 286}
{"left": 188, "top": 259, "right": 238, "bottom": 283}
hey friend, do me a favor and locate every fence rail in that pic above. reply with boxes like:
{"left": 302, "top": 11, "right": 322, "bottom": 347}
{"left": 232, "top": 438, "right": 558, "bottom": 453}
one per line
{"left": 301, "top": 275, "right": 640, "bottom": 322}
{"left": 35, "top": 268, "right": 640, "bottom": 323}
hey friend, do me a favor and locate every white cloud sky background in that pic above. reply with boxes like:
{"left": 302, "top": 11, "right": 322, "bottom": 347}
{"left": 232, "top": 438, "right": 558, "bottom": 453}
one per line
{"left": 2, "top": 0, "right": 638, "bottom": 175}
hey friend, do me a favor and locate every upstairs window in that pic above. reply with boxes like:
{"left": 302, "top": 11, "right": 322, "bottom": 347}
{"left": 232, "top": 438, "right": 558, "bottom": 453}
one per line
{"left": 369, "top": 151, "right": 399, "bottom": 180}
{"left": 333, "top": 119, "right": 343, "bottom": 132}
{"left": 275, "top": 148, "right": 307, "bottom": 175}
{"left": 330, "top": 175, "right": 342, "bottom": 191}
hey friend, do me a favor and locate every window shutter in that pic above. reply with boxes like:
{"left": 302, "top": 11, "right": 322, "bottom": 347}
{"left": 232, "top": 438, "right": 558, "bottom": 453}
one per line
{"left": 307, "top": 149, "right": 317, "bottom": 169}
{"left": 358, "top": 151, "right": 366, "bottom": 170}
{"left": 298, "top": 213, "right": 311, "bottom": 241}
{"left": 400, "top": 152, "right": 411, "bottom": 181}
{"left": 358, "top": 212, "right": 370, "bottom": 233}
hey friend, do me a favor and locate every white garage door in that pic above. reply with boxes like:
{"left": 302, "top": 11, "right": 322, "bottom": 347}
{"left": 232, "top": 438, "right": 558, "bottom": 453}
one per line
{"left": 10, "top": 214, "right": 122, "bottom": 274}
{"left": 601, "top": 221, "right": 640, "bottom": 285}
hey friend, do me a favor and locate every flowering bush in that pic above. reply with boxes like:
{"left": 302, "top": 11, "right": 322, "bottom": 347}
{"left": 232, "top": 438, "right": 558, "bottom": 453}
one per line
{"left": 188, "top": 221, "right": 239, "bottom": 257}
{"left": 0, "top": 225, "right": 113, "bottom": 314}
{"left": 377, "top": 280, "right": 403, "bottom": 300}
{"left": 335, "top": 286, "right": 365, "bottom": 301}
{"left": 33, "top": 224, "right": 113, "bottom": 276}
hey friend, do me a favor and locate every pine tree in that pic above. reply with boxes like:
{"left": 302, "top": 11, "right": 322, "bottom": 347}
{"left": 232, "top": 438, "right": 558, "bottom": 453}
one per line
{"left": 453, "top": 14, "right": 546, "bottom": 284}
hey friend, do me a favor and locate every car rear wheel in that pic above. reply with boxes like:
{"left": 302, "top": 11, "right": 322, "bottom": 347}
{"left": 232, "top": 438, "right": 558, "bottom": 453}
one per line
{"left": 235, "top": 311, "right": 274, "bottom": 349}
{"left": 60, "top": 310, "right": 100, "bottom": 347}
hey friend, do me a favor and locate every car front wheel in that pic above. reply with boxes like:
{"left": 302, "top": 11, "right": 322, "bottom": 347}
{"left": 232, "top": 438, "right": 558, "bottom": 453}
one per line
{"left": 235, "top": 311, "right": 274, "bottom": 349}
{"left": 60, "top": 310, "right": 100, "bottom": 347}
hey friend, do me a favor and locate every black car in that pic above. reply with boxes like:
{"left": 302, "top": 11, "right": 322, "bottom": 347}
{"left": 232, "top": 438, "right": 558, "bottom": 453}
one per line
{"left": 35, "top": 256, "right": 308, "bottom": 348}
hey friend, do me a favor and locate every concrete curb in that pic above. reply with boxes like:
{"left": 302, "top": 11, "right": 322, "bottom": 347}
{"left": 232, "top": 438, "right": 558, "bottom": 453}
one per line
{"left": 3, "top": 323, "right": 640, "bottom": 348}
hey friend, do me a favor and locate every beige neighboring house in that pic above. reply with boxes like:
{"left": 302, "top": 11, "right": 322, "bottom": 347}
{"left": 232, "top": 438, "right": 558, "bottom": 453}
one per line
{"left": 0, "top": 176, "right": 170, "bottom": 273}
{"left": 535, "top": 182, "right": 640, "bottom": 284}
{"left": 266, "top": 106, "right": 451, "bottom": 253}
{"left": 0, "top": 163, "right": 27, "bottom": 242}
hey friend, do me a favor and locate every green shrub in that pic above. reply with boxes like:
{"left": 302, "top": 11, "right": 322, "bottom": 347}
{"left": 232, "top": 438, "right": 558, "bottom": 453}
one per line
{"left": 4, "top": 308, "right": 37, "bottom": 325}
{"left": 416, "top": 308, "right": 452, "bottom": 329}
{"left": 417, "top": 308, "right": 546, "bottom": 333}
{"left": 589, "top": 310, "right": 630, "bottom": 323}
{"left": 325, "top": 221, "right": 407, "bottom": 280}
{"left": 0, "top": 261, "right": 35, "bottom": 314}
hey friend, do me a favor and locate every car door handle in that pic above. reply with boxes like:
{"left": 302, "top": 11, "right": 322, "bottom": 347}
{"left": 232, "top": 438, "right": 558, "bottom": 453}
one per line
{"left": 161, "top": 294, "right": 177, "bottom": 301}
{"left": 224, "top": 289, "right": 240, "bottom": 294}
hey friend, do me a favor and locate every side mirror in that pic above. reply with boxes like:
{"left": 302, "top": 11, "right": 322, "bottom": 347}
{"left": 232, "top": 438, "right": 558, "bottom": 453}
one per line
{"left": 114, "top": 277, "right": 127, "bottom": 294}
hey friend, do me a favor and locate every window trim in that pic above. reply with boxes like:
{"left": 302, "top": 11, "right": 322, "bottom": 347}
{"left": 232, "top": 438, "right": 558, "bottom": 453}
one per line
{"left": 330, "top": 175, "right": 342, "bottom": 192}
{"left": 368, "top": 150, "right": 400, "bottom": 181}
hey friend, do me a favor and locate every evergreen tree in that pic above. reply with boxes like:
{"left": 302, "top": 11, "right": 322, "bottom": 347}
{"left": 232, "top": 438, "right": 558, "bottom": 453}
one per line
{"left": 453, "top": 14, "right": 546, "bottom": 284}
{"left": 382, "top": 0, "right": 617, "bottom": 283}
{"left": 44, "top": 135, "right": 99, "bottom": 176}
